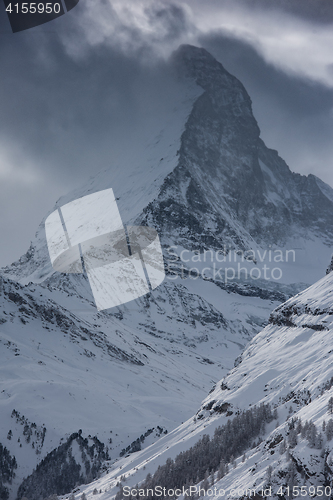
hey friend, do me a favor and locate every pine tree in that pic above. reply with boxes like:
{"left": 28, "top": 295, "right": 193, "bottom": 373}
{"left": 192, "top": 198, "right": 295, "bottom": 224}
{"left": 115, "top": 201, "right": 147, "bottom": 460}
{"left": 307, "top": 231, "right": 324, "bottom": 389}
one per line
{"left": 296, "top": 419, "right": 302, "bottom": 434}
{"left": 201, "top": 470, "right": 209, "bottom": 492}
{"left": 288, "top": 429, "right": 297, "bottom": 448}
{"left": 328, "top": 397, "right": 333, "bottom": 414}
{"left": 217, "top": 459, "right": 225, "bottom": 480}
{"left": 326, "top": 419, "right": 333, "bottom": 440}
{"left": 301, "top": 421, "right": 308, "bottom": 438}
{"left": 115, "top": 490, "right": 122, "bottom": 500}
{"left": 306, "top": 421, "right": 317, "bottom": 448}
{"left": 286, "top": 461, "right": 297, "bottom": 491}
{"left": 266, "top": 465, "right": 273, "bottom": 485}
{"left": 316, "top": 432, "right": 323, "bottom": 450}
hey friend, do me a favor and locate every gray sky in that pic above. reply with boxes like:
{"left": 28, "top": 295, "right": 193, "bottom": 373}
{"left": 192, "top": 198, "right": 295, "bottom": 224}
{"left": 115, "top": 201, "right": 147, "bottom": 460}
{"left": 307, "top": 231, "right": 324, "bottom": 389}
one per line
{"left": 0, "top": 0, "right": 333, "bottom": 267}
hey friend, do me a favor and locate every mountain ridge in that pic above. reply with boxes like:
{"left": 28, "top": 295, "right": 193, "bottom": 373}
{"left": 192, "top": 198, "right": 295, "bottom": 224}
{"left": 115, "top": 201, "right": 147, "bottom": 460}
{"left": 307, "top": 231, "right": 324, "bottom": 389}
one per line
{"left": 3, "top": 45, "right": 333, "bottom": 283}
{"left": 0, "top": 44, "right": 333, "bottom": 499}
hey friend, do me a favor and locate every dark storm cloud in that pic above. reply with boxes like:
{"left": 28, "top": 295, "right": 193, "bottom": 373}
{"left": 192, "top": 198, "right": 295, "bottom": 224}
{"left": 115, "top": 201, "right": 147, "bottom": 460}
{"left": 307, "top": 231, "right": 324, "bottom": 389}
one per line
{"left": 1, "top": 0, "right": 333, "bottom": 266}
{"left": 186, "top": 0, "right": 333, "bottom": 25}
{"left": 240, "top": 0, "right": 333, "bottom": 24}
{"left": 0, "top": 13, "right": 187, "bottom": 265}
{"left": 0, "top": 0, "right": 194, "bottom": 192}
{"left": 0, "top": 35, "right": 188, "bottom": 183}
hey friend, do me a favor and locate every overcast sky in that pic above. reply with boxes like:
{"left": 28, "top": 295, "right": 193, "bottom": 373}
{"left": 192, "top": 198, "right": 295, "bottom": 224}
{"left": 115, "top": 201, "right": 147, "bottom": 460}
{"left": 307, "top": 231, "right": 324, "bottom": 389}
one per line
{"left": 0, "top": 0, "right": 333, "bottom": 267}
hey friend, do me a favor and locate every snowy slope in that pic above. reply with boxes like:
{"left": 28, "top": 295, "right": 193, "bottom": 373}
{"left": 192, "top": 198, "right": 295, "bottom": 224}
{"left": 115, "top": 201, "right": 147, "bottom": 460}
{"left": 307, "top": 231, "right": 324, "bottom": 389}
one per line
{"left": 1, "top": 45, "right": 333, "bottom": 499}
{"left": 73, "top": 270, "right": 333, "bottom": 500}
{"left": 0, "top": 271, "right": 279, "bottom": 499}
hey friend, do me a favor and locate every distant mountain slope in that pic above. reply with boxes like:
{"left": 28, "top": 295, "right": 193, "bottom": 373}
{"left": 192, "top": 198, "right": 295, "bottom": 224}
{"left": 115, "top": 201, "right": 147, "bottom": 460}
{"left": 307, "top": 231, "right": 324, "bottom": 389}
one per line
{"left": 1, "top": 271, "right": 275, "bottom": 499}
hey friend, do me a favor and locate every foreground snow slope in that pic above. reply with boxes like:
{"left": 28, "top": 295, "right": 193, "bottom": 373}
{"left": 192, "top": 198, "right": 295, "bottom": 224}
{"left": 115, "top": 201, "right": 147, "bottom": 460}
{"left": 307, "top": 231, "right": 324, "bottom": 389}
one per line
{"left": 74, "top": 270, "right": 333, "bottom": 499}
{"left": 1, "top": 271, "right": 279, "bottom": 498}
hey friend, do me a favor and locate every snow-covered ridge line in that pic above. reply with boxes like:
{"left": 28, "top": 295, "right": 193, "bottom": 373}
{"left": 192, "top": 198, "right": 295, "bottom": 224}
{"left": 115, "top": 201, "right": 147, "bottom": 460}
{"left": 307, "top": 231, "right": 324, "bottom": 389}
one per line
{"left": 72, "top": 270, "right": 333, "bottom": 500}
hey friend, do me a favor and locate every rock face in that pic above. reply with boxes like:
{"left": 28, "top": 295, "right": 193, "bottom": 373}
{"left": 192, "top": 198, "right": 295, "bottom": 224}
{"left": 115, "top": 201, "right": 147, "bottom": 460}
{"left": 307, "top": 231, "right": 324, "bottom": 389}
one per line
{"left": 326, "top": 255, "right": 333, "bottom": 274}
{"left": 141, "top": 45, "right": 333, "bottom": 252}
{"left": 1, "top": 45, "right": 333, "bottom": 499}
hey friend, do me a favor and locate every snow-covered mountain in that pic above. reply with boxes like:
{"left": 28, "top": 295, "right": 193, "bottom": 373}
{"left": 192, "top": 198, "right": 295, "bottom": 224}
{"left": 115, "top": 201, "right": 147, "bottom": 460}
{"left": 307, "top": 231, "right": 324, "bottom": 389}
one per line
{"left": 0, "top": 272, "right": 263, "bottom": 499}
{"left": 3, "top": 46, "right": 333, "bottom": 286}
{"left": 1, "top": 44, "right": 333, "bottom": 499}
{"left": 75, "top": 262, "right": 333, "bottom": 500}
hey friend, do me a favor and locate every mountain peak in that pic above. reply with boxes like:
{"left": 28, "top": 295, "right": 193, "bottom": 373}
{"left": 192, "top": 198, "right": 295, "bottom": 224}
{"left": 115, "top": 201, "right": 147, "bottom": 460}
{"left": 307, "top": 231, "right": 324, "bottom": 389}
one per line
{"left": 173, "top": 44, "right": 218, "bottom": 65}
{"left": 172, "top": 44, "right": 240, "bottom": 92}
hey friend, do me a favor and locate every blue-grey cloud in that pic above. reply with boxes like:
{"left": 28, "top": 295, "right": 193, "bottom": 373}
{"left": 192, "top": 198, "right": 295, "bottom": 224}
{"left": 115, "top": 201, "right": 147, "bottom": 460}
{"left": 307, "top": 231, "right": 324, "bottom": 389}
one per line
{"left": 1, "top": 0, "right": 333, "bottom": 267}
